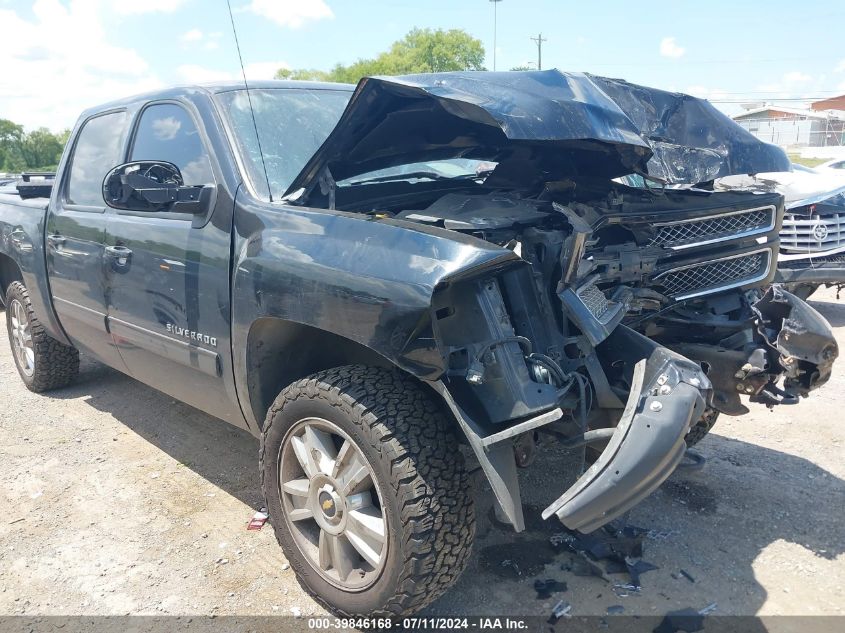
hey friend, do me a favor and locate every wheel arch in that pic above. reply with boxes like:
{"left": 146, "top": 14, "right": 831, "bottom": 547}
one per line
{"left": 245, "top": 317, "right": 397, "bottom": 428}
{"left": 0, "top": 252, "right": 24, "bottom": 307}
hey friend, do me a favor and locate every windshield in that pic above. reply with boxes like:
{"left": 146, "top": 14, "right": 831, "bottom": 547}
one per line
{"left": 216, "top": 88, "right": 351, "bottom": 200}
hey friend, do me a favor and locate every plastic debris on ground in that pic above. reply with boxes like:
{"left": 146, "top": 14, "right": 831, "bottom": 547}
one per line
{"left": 247, "top": 507, "right": 269, "bottom": 531}
{"left": 606, "top": 605, "right": 625, "bottom": 615}
{"left": 547, "top": 599, "right": 572, "bottom": 624}
{"left": 551, "top": 521, "right": 660, "bottom": 592}
{"left": 626, "top": 556, "right": 660, "bottom": 587}
{"left": 653, "top": 603, "right": 717, "bottom": 633}
{"left": 533, "top": 578, "right": 568, "bottom": 600}
{"left": 679, "top": 569, "right": 696, "bottom": 583}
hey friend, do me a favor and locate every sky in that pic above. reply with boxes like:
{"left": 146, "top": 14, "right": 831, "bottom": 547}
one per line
{"left": 1, "top": 0, "right": 844, "bottom": 131}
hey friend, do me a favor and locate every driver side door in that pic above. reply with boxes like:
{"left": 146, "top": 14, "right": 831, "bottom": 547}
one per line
{"left": 103, "top": 101, "right": 242, "bottom": 425}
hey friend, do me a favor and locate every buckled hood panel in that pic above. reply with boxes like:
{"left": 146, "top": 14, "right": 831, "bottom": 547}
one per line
{"left": 284, "top": 70, "right": 790, "bottom": 197}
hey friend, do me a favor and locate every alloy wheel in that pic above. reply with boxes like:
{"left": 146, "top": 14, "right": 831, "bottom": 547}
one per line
{"left": 9, "top": 299, "right": 34, "bottom": 377}
{"left": 278, "top": 417, "right": 387, "bottom": 590}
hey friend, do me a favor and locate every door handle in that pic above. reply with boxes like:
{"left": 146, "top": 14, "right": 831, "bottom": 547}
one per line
{"left": 47, "top": 234, "right": 65, "bottom": 248}
{"left": 105, "top": 245, "right": 133, "bottom": 269}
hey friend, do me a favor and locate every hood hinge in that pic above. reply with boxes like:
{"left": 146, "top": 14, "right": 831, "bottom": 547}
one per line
{"left": 318, "top": 166, "right": 337, "bottom": 210}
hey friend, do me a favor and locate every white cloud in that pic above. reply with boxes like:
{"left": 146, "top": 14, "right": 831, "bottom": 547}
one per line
{"left": 659, "top": 36, "right": 685, "bottom": 59}
{"left": 180, "top": 28, "right": 204, "bottom": 43}
{"left": 151, "top": 116, "right": 182, "bottom": 141}
{"left": 176, "top": 61, "right": 290, "bottom": 84}
{"left": 176, "top": 65, "right": 236, "bottom": 83}
{"left": 112, "top": 0, "right": 188, "bottom": 14}
{"left": 180, "top": 28, "right": 223, "bottom": 50}
{"left": 836, "top": 60, "right": 845, "bottom": 73}
{"left": 244, "top": 61, "right": 290, "bottom": 80}
{"left": 783, "top": 71, "right": 812, "bottom": 84}
{"left": 685, "top": 85, "right": 729, "bottom": 102}
{"left": 0, "top": 0, "right": 162, "bottom": 130}
{"left": 245, "top": 0, "right": 334, "bottom": 29}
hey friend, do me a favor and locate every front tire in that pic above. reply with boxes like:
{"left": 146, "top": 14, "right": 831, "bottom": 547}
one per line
{"left": 5, "top": 281, "right": 79, "bottom": 392}
{"left": 260, "top": 366, "right": 475, "bottom": 617}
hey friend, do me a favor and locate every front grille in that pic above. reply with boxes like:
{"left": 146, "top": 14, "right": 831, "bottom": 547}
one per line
{"left": 780, "top": 252, "right": 845, "bottom": 267}
{"left": 576, "top": 282, "right": 609, "bottom": 319}
{"left": 655, "top": 250, "right": 770, "bottom": 299}
{"left": 781, "top": 212, "right": 845, "bottom": 253}
{"left": 648, "top": 206, "right": 775, "bottom": 249}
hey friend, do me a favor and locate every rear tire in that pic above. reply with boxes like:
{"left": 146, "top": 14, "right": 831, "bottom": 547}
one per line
{"left": 5, "top": 281, "right": 79, "bottom": 392}
{"left": 260, "top": 365, "right": 475, "bottom": 617}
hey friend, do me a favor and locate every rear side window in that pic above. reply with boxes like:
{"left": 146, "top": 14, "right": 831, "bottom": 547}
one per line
{"left": 130, "top": 103, "right": 214, "bottom": 186}
{"left": 66, "top": 111, "right": 128, "bottom": 207}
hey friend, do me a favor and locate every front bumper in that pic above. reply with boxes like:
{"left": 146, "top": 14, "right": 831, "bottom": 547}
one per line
{"left": 542, "top": 326, "right": 710, "bottom": 533}
{"left": 775, "top": 260, "right": 845, "bottom": 287}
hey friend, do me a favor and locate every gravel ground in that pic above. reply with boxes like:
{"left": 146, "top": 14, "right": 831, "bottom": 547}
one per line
{"left": 1, "top": 288, "right": 843, "bottom": 621}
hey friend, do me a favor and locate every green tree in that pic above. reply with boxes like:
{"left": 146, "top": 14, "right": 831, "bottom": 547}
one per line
{"left": 0, "top": 119, "right": 69, "bottom": 173}
{"left": 276, "top": 28, "right": 485, "bottom": 84}
{"left": 18, "top": 127, "right": 65, "bottom": 171}
{"left": 0, "top": 119, "right": 24, "bottom": 172}
{"left": 510, "top": 65, "right": 533, "bottom": 71}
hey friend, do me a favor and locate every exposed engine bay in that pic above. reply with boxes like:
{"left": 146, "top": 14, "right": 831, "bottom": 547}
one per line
{"left": 334, "top": 182, "right": 838, "bottom": 532}
{"left": 370, "top": 184, "right": 835, "bottom": 417}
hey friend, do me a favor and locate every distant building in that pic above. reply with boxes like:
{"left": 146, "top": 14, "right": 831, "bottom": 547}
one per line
{"left": 732, "top": 105, "right": 845, "bottom": 148}
{"left": 811, "top": 94, "right": 845, "bottom": 112}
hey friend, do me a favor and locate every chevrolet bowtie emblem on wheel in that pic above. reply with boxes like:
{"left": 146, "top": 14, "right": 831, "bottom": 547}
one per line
{"left": 322, "top": 499, "right": 334, "bottom": 511}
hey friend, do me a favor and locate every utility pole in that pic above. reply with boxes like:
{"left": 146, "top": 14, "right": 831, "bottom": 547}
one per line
{"left": 490, "top": 0, "right": 503, "bottom": 71}
{"left": 530, "top": 32, "right": 547, "bottom": 70}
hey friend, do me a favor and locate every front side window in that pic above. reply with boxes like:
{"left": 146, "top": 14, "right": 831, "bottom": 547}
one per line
{"left": 66, "top": 111, "right": 128, "bottom": 207}
{"left": 130, "top": 103, "right": 214, "bottom": 186}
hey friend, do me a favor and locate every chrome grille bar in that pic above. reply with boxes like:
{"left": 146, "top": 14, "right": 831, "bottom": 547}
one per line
{"left": 653, "top": 248, "right": 771, "bottom": 300}
{"left": 648, "top": 205, "right": 776, "bottom": 250}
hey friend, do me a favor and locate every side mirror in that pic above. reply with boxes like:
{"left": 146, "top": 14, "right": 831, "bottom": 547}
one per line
{"left": 102, "top": 161, "right": 213, "bottom": 214}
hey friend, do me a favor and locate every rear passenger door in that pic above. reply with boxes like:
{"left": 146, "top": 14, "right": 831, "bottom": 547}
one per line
{"left": 103, "top": 101, "right": 242, "bottom": 425}
{"left": 45, "top": 110, "right": 129, "bottom": 370}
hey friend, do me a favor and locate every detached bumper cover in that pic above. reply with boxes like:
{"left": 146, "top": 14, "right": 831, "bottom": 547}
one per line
{"left": 543, "top": 327, "right": 710, "bottom": 533}
{"left": 753, "top": 286, "right": 838, "bottom": 395}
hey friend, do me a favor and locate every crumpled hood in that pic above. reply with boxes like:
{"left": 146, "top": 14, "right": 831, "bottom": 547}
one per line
{"left": 284, "top": 69, "right": 789, "bottom": 198}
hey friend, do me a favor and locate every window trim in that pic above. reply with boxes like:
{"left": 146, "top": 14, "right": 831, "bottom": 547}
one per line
{"left": 61, "top": 108, "right": 130, "bottom": 214}
{"left": 127, "top": 99, "right": 217, "bottom": 185}
{"left": 118, "top": 99, "right": 218, "bottom": 224}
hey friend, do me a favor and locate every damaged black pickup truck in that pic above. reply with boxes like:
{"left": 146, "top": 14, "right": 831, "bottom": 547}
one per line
{"left": 0, "top": 70, "right": 838, "bottom": 616}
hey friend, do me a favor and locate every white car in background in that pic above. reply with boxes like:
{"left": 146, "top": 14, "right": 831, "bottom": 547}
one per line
{"left": 716, "top": 164, "right": 845, "bottom": 299}
{"left": 815, "top": 158, "right": 845, "bottom": 174}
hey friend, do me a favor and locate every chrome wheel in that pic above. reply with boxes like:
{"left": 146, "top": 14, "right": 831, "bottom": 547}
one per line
{"left": 9, "top": 298, "right": 34, "bottom": 377}
{"left": 279, "top": 417, "right": 387, "bottom": 590}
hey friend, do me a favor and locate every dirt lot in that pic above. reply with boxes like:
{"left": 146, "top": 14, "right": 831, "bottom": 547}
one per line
{"left": 1, "top": 289, "right": 843, "bottom": 622}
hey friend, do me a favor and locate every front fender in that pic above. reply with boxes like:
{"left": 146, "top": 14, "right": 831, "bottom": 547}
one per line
{"left": 231, "top": 197, "right": 518, "bottom": 425}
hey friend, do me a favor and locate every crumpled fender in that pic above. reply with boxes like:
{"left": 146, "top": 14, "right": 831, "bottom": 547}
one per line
{"left": 753, "top": 286, "right": 838, "bottom": 395}
{"left": 543, "top": 326, "right": 710, "bottom": 533}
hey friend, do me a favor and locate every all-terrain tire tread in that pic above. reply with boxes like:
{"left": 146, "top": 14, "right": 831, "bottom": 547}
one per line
{"left": 259, "top": 365, "right": 475, "bottom": 617}
{"left": 5, "top": 282, "right": 78, "bottom": 392}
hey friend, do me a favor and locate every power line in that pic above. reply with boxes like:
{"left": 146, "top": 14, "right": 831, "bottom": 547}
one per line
{"left": 709, "top": 96, "right": 844, "bottom": 103}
